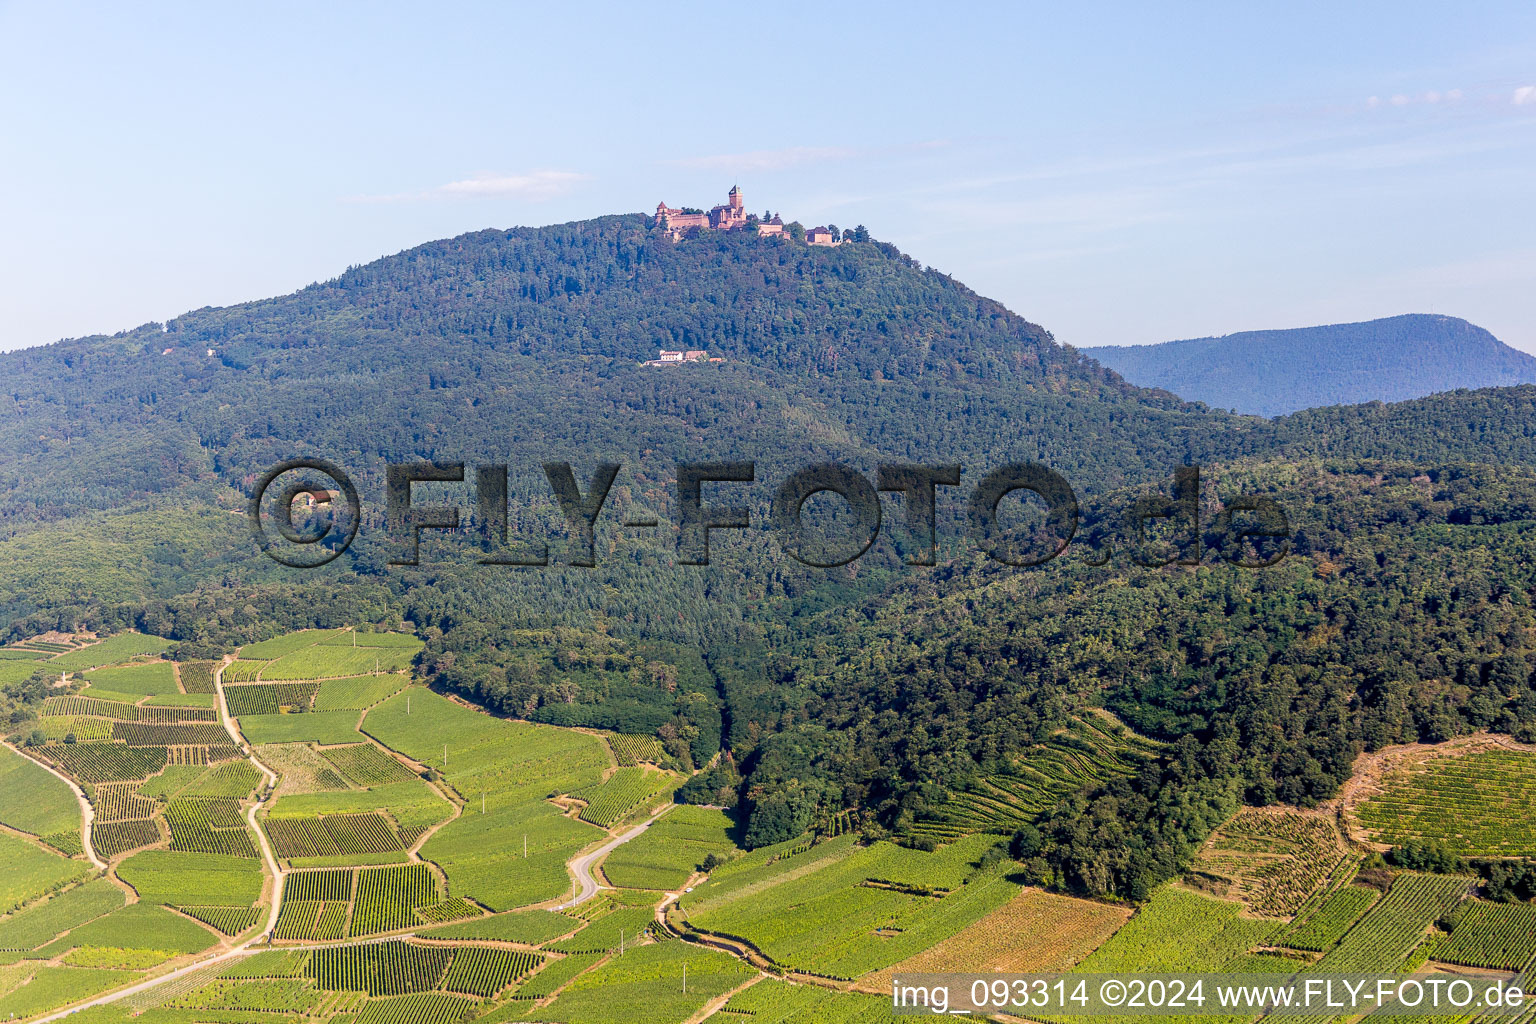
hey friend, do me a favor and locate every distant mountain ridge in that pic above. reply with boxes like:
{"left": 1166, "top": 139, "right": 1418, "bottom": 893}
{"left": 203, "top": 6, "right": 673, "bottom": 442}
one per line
{"left": 1083, "top": 314, "right": 1536, "bottom": 417}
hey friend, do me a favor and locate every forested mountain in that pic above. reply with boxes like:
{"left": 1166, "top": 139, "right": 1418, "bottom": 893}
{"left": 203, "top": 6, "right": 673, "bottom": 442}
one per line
{"left": 1084, "top": 314, "right": 1536, "bottom": 416}
{"left": 6, "top": 216, "right": 1536, "bottom": 899}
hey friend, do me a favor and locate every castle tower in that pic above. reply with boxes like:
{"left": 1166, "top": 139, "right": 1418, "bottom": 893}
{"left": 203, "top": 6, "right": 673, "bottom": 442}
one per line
{"left": 727, "top": 184, "right": 743, "bottom": 210}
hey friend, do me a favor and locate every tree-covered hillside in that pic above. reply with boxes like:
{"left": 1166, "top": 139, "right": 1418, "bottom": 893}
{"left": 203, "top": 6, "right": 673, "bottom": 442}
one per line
{"left": 6, "top": 216, "right": 1536, "bottom": 901}
{"left": 1085, "top": 314, "right": 1536, "bottom": 416}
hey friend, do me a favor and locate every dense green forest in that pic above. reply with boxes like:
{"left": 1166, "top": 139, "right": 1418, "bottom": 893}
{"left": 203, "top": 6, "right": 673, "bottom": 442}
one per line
{"left": 6, "top": 216, "right": 1536, "bottom": 900}
{"left": 1086, "top": 314, "right": 1536, "bottom": 416}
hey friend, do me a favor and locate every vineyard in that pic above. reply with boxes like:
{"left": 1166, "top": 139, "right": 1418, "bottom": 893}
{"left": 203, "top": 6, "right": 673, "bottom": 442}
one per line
{"left": 1075, "top": 886, "right": 1283, "bottom": 973}
{"left": 573, "top": 767, "right": 672, "bottom": 827}
{"left": 224, "top": 681, "right": 321, "bottom": 715}
{"left": 601, "top": 806, "right": 737, "bottom": 890}
{"left": 276, "top": 864, "right": 444, "bottom": 937}
{"left": 439, "top": 946, "right": 541, "bottom": 997}
{"left": 538, "top": 941, "right": 755, "bottom": 1024}
{"left": 165, "top": 798, "right": 258, "bottom": 856}
{"left": 42, "top": 742, "right": 167, "bottom": 782}
{"left": 681, "top": 833, "right": 1021, "bottom": 978}
{"left": 1190, "top": 808, "right": 1349, "bottom": 916}
{"left": 262, "top": 742, "right": 352, "bottom": 794}
{"left": 316, "top": 674, "right": 412, "bottom": 711}
{"left": 1355, "top": 748, "right": 1536, "bottom": 856}
{"left": 112, "top": 721, "right": 231, "bottom": 745}
{"left": 1434, "top": 900, "right": 1536, "bottom": 970}
{"left": 262, "top": 642, "right": 422, "bottom": 681}
{"left": 179, "top": 661, "right": 217, "bottom": 694}
{"left": 79, "top": 662, "right": 178, "bottom": 698}
{"left": 223, "top": 659, "right": 270, "bottom": 682}
{"left": 92, "top": 782, "right": 157, "bottom": 822}
{"left": 265, "top": 812, "right": 406, "bottom": 859}
{"left": 176, "top": 904, "right": 262, "bottom": 935}
{"left": 93, "top": 818, "right": 163, "bottom": 859}
{"left": 361, "top": 687, "right": 611, "bottom": 911}
{"left": 1280, "top": 884, "right": 1381, "bottom": 951}
{"left": 1311, "top": 873, "right": 1471, "bottom": 972}
{"left": 42, "top": 695, "right": 216, "bottom": 722}
{"left": 606, "top": 733, "right": 667, "bottom": 766}
{"left": 323, "top": 742, "right": 421, "bottom": 787}
{"left": 911, "top": 715, "right": 1161, "bottom": 842}
{"left": 722, "top": 978, "right": 904, "bottom": 1023}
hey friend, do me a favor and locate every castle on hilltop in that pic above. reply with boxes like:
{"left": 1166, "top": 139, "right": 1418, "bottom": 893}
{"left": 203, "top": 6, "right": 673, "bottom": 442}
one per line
{"left": 653, "top": 186, "right": 790, "bottom": 241}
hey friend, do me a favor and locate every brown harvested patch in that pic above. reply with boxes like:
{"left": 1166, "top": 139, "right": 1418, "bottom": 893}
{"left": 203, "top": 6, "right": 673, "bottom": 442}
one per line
{"left": 860, "top": 887, "right": 1129, "bottom": 988}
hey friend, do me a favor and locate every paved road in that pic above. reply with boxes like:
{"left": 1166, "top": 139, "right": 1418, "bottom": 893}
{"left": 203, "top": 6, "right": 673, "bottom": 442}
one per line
{"left": 3, "top": 739, "right": 107, "bottom": 872}
{"left": 212, "top": 657, "right": 285, "bottom": 940}
{"left": 554, "top": 804, "right": 673, "bottom": 910}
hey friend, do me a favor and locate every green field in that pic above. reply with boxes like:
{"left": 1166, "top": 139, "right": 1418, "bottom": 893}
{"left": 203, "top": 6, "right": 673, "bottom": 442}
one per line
{"left": 117, "top": 850, "right": 265, "bottom": 906}
{"left": 47, "top": 632, "right": 171, "bottom": 672}
{"left": 239, "top": 710, "right": 366, "bottom": 745}
{"left": 35, "top": 902, "right": 219, "bottom": 957}
{"left": 721, "top": 978, "right": 904, "bottom": 1023}
{"left": 315, "top": 675, "right": 411, "bottom": 711}
{"left": 363, "top": 687, "right": 610, "bottom": 910}
{"left": 1355, "top": 749, "right": 1536, "bottom": 856}
{"left": 0, "top": 744, "right": 81, "bottom": 843}
{"left": 420, "top": 909, "right": 576, "bottom": 945}
{"left": 0, "top": 831, "right": 89, "bottom": 915}
{"left": 0, "top": 965, "right": 139, "bottom": 1019}
{"left": 264, "top": 645, "right": 418, "bottom": 679}
{"left": 240, "top": 629, "right": 349, "bottom": 659}
{"left": 80, "top": 661, "right": 178, "bottom": 697}
{"left": 602, "top": 806, "right": 737, "bottom": 890}
{"left": 0, "top": 879, "right": 125, "bottom": 951}
{"left": 537, "top": 940, "right": 754, "bottom": 1024}
{"left": 680, "top": 832, "right": 1019, "bottom": 979}
{"left": 321, "top": 743, "right": 420, "bottom": 787}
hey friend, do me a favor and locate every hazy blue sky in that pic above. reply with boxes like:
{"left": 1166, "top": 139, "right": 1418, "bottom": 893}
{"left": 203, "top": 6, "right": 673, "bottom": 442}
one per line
{"left": 2, "top": 1, "right": 1533, "bottom": 353}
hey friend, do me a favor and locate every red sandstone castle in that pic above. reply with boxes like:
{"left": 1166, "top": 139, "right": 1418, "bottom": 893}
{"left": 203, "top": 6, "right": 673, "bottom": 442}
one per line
{"left": 654, "top": 185, "right": 814, "bottom": 242}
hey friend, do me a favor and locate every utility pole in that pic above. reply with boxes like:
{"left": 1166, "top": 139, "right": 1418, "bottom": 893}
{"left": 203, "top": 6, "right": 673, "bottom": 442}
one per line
{"left": 682, "top": 963, "right": 686, "bottom": 994}
{"left": 523, "top": 834, "right": 527, "bottom": 859}
{"left": 444, "top": 743, "right": 448, "bottom": 767}
{"left": 481, "top": 791, "right": 485, "bottom": 814}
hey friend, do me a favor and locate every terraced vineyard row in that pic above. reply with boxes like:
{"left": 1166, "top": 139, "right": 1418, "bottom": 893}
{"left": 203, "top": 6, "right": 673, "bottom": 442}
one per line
{"left": 913, "top": 716, "right": 1160, "bottom": 841}
{"left": 42, "top": 695, "right": 216, "bottom": 722}
{"left": 1194, "top": 809, "right": 1348, "bottom": 916}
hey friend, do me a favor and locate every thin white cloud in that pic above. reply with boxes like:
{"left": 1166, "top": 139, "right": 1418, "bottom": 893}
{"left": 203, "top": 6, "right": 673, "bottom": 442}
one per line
{"left": 1515, "top": 85, "right": 1536, "bottom": 106}
{"left": 346, "top": 170, "right": 590, "bottom": 203}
